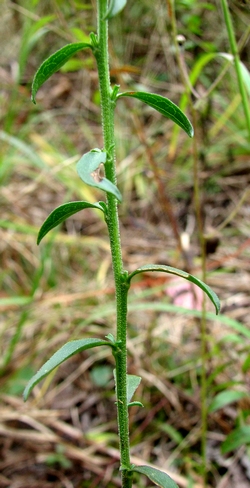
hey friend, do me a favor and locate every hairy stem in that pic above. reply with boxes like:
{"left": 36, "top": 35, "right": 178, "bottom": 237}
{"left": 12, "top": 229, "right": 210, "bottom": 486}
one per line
{"left": 95, "top": 1, "right": 132, "bottom": 486}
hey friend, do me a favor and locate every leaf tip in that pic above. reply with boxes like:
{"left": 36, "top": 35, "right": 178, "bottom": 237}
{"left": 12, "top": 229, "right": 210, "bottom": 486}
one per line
{"left": 23, "top": 385, "right": 30, "bottom": 402}
{"left": 215, "top": 300, "right": 221, "bottom": 315}
{"left": 189, "top": 125, "right": 194, "bottom": 138}
{"left": 31, "top": 92, "right": 37, "bottom": 105}
{"left": 37, "top": 229, "right": 43, "bottom": 245}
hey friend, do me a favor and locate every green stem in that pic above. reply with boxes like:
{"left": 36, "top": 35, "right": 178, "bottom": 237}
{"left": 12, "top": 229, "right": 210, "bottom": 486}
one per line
{"left": 95, "top": 2, "right": 132, "bottom": 486}
{"left": 221, "top": 0, "right": 250, "bottom": 141}
{"left": 192, "top": 106, "right": 208, "bottom": 488}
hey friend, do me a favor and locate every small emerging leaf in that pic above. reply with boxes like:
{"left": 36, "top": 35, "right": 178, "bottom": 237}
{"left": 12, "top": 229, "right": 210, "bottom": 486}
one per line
{"left": 31, "top": 42, "right": 92, "bottom": 103}
{"left": 37, "top": 201, "right": 106, "bottom": 244}
{"left": 131, "top": 465, "right": 179, "bottom": 488}
{"left": 104, "top": 0, "right": 127, "bottom": 19}
{"left": 76, "top": 149, "right": 122, "bottom": 202}
{"left": 24, "top": 338, "right": 113, "bottom": 401}
{"left": 208, "top": 390, "right": 248, "bottom": 413}
{"left": 117, "top": 92, "right": 193, "bottom": 138}
{"left": 127, "top": 264, "right": 220, "bottom": 314}
{"left": 105, "top": 333, "right": 116, "bottom": 344}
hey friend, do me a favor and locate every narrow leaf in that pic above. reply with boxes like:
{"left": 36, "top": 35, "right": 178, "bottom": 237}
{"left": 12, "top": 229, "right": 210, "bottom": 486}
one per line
{"left": 127, "top": 374, "right": 141, "bottom": 403}
{"left": 31, "top": 42, "right": 92, "bottom": 103}
{"left": 131, "top": 465, "right": 179, "bottom": 488}
{"left": 221, "top": 426, "right": 250, "bottom": 454}
{"left": 104, "top": 0, "right": 127, "bottom": 19}
{"left": 24, "top": 338, "right": 113, "bottom": 401}
{"left": 37, "top": 201, "right": 105, "bottom": 244}
{"left": 76, "top": 149, "right": 122, "bottom": 202}
{"left": 127, "top": 264, "right": 220, "bottom": 314}
{"left": 117, "top": 92, "right": 193, "bottom": 138}
{"left": 208, "top": 390, "right": 248, "bottom": 413}
{"left": 242, "top": 354, "right": 250, "bottom": 373}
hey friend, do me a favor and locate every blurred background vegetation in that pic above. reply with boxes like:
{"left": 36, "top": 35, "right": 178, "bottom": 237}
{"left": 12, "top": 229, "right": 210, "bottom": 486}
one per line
{"left": 0, "top": 0, "right": 250, "bottom": 487}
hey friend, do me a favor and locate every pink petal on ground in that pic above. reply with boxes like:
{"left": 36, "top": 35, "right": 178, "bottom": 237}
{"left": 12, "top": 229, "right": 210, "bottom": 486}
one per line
{"left": 166, "top": 278, "right": 204, "bottom": 310}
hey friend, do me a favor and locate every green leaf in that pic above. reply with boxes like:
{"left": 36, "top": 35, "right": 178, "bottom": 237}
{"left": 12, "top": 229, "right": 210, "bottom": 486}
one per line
{"left": 31, "top": 42, "right": 92, "bottom": 103}
{"left": 105, "top": 333, "right": 117, "bottom": 344}
{"left": 221, "top": 426, "right": 250, "bottom": 454}
{"left": 76, "top": 149, "right": 122, "bottom": 202}
{"left": 131, "top": 465, "right": 179, "bottom": 488}
{"left": 90, "top": 365, "right": 113, "bottom": 387}
{"left": 242, "top": 354, "right": 250, "bottom": 373}
{"left": 157, "top": 423, "right": 183, "bottom": 444}
{"left": 104, "top": 0, "right": 127, "bottom": 19}
{"left": 127, "top": 264, "right": 220, "bottom": 314}
{"left": 127, "top": 374, "right": 141, "bottom": 403}
{"left": 37, "top": 201, "right": 106, "bottom": 244}
{"left": 208, "top": 390, "right": 248, "bottom": 413}
{"left": 117, "top": 92, "right": 193, "bottom": 138}
{"left": 113, "top": 371, "right": 142, "bottom": 404}
{"left": 23, "top": 338, "right": 113, "bottom": 401}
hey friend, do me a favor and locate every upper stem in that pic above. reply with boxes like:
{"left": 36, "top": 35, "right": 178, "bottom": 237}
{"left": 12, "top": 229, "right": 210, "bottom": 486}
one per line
{"left": 95, "top": 2, "right": 132, "bottom": 485}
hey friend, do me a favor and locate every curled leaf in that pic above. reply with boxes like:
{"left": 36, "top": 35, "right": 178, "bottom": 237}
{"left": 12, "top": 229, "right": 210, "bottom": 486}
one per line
{"left": 104, "top": 0, "right": 127, "bottom": 19}
{"left": 24, "top": 338, "right": 114, "bottom": 401}
{"left": 131, "top": 465, "right": 179, "bottom": 488}
{"left": 37, "top": 201, "right": 106, "bottom": 244}
{"left": 76, "top": 149, "right": 122, "bottom": 202}
{"left": 31, "top": 42, "right": 92, "bottom": 103}
{"left": 117, "top": 91, "right": 193, "bottom": 138}
{"left": 127, "top": 264, "right": 220, "bottom": 314}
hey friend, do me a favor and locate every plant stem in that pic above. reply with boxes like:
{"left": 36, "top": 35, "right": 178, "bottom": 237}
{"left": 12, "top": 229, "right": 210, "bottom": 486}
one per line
{"left": 192, "top": 109, "right": 208, "bottom": 488}
{"left": 167, "top": 3, "right": 209, "bottom": 481}
{"left": 220, "top": 0, "right": 250, "bottom": 141}
{"left": 95, "top": 1, "right": 132, "bottom": 486}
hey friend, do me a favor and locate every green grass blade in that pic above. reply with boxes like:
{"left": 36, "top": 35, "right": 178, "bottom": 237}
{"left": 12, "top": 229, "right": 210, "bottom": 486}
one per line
{"left": 127, "top": 264, "right": 220, "bottom": 314}
{"left": 208, "top": 390, "right": 248, "bottom": 413}
{"left": 117, "top": 92, "right": 194, "bottom": 138}
{"left": 31, "top": 42, "right": 92, "bottom": 103}
{"left": 37, "top": 201, "right": 106, "bottom": 244}
{"left": 221, "top": 426, "right": 250, "bottom": 454}
{"left": 23, "top": 338, "right": 113, "bottom": 401}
